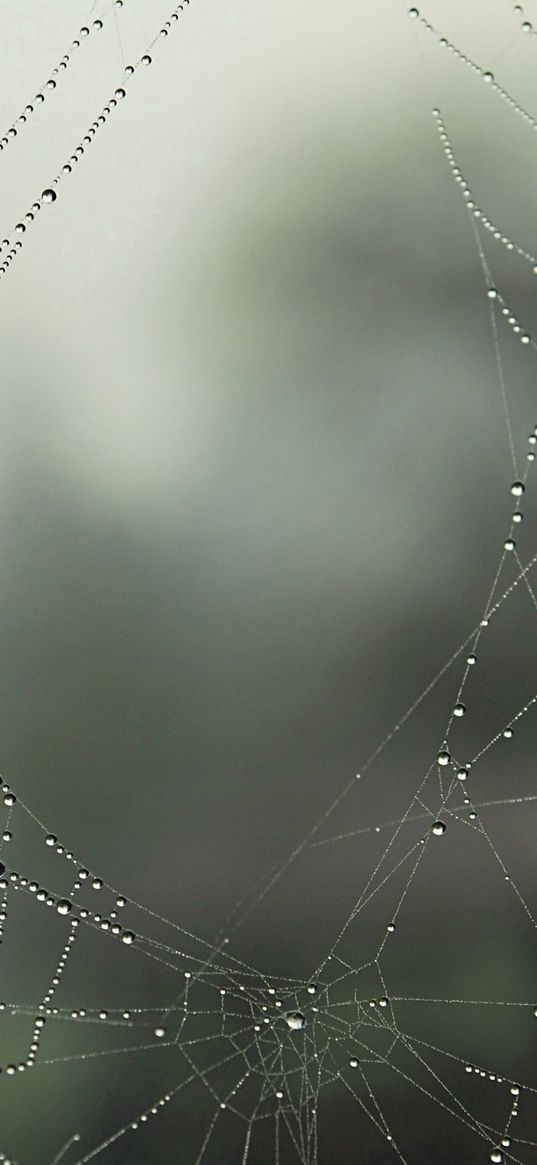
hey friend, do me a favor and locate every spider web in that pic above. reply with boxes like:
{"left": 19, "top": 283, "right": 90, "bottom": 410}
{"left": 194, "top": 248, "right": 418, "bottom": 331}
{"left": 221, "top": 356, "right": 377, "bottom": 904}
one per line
{"left": 0, "top": 1, "right": 536, "bottom": 1163}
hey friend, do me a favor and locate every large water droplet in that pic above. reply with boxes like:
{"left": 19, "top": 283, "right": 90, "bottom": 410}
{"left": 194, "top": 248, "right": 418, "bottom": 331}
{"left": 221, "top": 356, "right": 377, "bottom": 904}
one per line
{"left": 432, "top": 821, "right": 446, "bottom": 836}
{"left": 285, "top": 1012, "right": 306, "bottom": 1030}
{"left": 41, "top": 188, "right": 57, "bottom": 204}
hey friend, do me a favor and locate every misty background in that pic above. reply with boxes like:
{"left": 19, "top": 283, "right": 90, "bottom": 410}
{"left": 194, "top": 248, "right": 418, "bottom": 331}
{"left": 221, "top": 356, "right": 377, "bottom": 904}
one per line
{"left": 0, "top": 0, "right": 536, "bottom": 1161}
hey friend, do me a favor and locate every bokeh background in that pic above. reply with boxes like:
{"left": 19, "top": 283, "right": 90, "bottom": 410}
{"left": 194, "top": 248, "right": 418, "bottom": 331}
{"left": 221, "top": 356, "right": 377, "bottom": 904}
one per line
{"left": 0, "top": 0, "right": 536, "bottom": 1161}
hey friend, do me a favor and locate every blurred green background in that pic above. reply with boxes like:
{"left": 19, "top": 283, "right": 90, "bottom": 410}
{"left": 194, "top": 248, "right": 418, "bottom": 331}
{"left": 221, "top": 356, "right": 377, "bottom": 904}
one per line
{"left": 0, "top": 0, "right": 536, "bottom": 1161}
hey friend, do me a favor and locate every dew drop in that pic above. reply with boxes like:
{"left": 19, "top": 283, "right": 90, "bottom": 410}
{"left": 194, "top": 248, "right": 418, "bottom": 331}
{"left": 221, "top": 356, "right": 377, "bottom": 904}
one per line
{"left": 487, "top": 287, "right": 498, "bottom": 299}
{"left": 349, "top": 1057, "right": 359, "bottom": 1067}
{"left": 122, "top": 931, "right": 136, "bottom": 945}
{"left": 483, "top": 71, "right": 494, "bottom": 82}
{"left": 285, "top": 1012, "right": 306, "bottom": 1030}
{"left": 432, "top": 821, "right": 446, "bottom": 836}
{"left": 115, "top": 88, "right": 126, "bottom": 100}
{"left": 504, "top": 539, "right": 515, "bottom": 551}
{"left": 141, "top": 54, "right": 152, "bottom": 65}
{"left": 154, "top": 1026, "right": 166, "bottom": 1038}
{"left": 437, "top": 750, "right": 451, "bottom": 766}
{"left": 56, "top": 899, "right": 72, "bottom": 915}
{"left": 467, "top": 653, "right": 477, "bottom": 665}
{"left": 490, "top": 1152, "right": 503, "bottom": 1164}
{"left": 307, "top": 983, "right": 317, "bottom": 994}
{"left": 41, "top": 189, "right": 57, "bottom": 204}
{"left": 511, "top": 481, "right": 525, "bottom": 496}
{"left": 453, "top": 703, "right": 466, "bottom": 717}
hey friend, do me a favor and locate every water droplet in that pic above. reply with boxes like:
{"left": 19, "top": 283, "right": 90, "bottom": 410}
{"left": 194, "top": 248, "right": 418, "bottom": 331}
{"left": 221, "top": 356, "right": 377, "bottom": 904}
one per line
{"left": 307, "top": 983, "right": 317, "bottom": 994}
{"left": 387, "top": 922, "right": 396, "bottom": 932}
{"left": 154, "top": 1026, "right": 166, "bottom": 1038}
{"left": 122, "top": 931, "right": 136, "bottom": 945}
{"left": 285, "top": 1012, "right": 306, "bottom": 1030}
{"left": 504, "top": 539, "right": 515, "bottom": 551}
{"left": 437, "top": 750, "right": 451, "bottom": 766}
{"left": 490, "top": 1152, "right": 503, "bottom": 1164}
{"left": 511, "top": 481, "right": 525, "bottom": 496}
{"left": 487, "top": 287, "right": 498, "bottom": 299}
{"left": 503, "top": 727, "right": 513, "bottom": 739}
{"left": 467, "top": 653, "right": 477, "bottom": 665}
{"left": 56, "top": 899, "right": 72, "bottom": 915}
{"left": 41, "top": 189, "right": 56, "bottom": 204}
{"left": 141, "top": 54, "right": 152, "bottom": 65}
{"left": 453, "top": 703, "right": 466, "bottom": 717}
{"left": 432, "top": 821, "right": 446, "bottom": 835}
{"left": 3, "top": 794, "right": 15, "bottom": 807}
{"left": 349, "top": 1057, "right": 359, "bottom": 1067}
{"left": 483, "top": 71, "right": 494, "bottom": 82}
{"left": 115, "top": 88, "right": 126, "bottom": 100}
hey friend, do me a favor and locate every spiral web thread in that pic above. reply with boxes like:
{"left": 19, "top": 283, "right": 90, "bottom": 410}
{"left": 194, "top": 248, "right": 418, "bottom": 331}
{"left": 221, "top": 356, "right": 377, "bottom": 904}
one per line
{"left": 0, "top": 2, "right": 537, "bottom": 1163}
